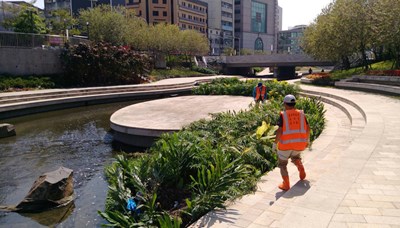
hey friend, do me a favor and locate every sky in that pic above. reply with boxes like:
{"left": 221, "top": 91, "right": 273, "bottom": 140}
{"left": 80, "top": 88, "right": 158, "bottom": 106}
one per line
{"left": 6, "top": 0, "right": 334, "bottom": 31}
{"left": 279, "top": 0, "right": 334, "bottom": 30}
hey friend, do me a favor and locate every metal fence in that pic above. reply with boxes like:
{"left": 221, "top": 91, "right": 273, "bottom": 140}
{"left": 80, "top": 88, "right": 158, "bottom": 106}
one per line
{"left": 0, "top": 31, "right": 90, "bottom": 48}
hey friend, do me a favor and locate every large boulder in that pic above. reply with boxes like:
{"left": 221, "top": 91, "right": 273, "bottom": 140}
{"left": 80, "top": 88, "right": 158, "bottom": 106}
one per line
{"left": 0, "top": 123, "right": 16, "bottom": 138}
{"left": 14, "top": 167, "right": 74, "bottom": 212}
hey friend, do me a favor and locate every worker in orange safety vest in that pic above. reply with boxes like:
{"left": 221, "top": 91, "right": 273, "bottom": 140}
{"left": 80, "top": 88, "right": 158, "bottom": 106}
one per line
{"left": 252, "top": 82, "right": 267, "bottom": 106}
{"left": 273, "top": 94, "right": 310, "bottom": 191}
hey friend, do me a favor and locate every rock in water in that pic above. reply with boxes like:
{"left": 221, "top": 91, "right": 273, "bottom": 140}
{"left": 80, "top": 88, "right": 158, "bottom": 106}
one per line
{"left": 15, "top": 167, "right": 74, "bottom": 212}
{"left": 0, "top": 123, "right": 16, "bottom": 138}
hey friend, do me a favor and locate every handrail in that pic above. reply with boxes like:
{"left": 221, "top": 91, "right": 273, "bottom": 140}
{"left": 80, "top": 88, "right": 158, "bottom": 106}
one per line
{"left": 0, "top": 31, "right": 89, "bottom": 48}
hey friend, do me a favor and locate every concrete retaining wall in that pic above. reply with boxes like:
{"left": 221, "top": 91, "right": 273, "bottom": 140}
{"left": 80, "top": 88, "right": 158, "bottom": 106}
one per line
{"left": 0, "top": 48, "right": 63, "bottom": 75}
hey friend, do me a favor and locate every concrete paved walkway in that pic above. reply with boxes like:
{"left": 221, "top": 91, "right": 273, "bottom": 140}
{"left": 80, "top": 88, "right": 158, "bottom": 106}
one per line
{"left": 192, "top": 84, "right": 400, "bottom": 227}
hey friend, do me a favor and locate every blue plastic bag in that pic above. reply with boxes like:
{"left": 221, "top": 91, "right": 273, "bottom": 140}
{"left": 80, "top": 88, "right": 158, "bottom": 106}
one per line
{"left": 126, "top": 198, "right": 137, "bottom": 211}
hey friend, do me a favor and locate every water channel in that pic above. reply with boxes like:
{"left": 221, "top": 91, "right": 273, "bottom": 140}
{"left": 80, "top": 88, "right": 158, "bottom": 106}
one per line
{"left": 0, "top": 100, "right": 146, "bottom": 227}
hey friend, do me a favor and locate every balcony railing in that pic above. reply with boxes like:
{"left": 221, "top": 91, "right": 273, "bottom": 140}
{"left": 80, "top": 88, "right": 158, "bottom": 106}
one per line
{"left": 179, "top": 17, "right": 206, "bottom": 26}
{"left": 222, "top": 25, "right": 233, "bottom": 31}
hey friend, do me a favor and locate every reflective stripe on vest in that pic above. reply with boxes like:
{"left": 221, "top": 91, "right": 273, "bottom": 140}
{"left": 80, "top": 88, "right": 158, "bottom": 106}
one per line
{"left": 278, "top": 110, "right": 308, "bottom": 151}
{"left": 281, "top": 110, "right": 306, "bottom": 135}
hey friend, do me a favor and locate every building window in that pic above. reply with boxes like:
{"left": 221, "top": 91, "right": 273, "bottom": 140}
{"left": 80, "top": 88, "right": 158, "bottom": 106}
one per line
{"left": 255, "top": 37, "right": 263, "bottom": 51}
{"left": 153, "top": 11, "right": 159, "bottom": 16}
{"left": 163, "top": 0, "right": 167, "bottom": 3}
{"left": 163, "top": 11, "right": 167, "bottom": 16}
{"left": 251, "top": 1, "right": 267, "bottom": 33}
{"left": 152, "top": 0, "right": 158, "bottom": 3}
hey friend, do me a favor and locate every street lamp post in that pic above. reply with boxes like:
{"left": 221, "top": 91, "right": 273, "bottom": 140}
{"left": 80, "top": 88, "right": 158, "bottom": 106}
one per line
{"left": 86, "top": 22, "right": 90, "bottom": 40}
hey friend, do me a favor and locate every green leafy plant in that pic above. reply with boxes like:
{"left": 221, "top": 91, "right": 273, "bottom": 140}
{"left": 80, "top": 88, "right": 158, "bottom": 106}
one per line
{"left": 0, "top": 75, "right": 56, "bottom": 91}
{"left": 186, "top": 153, "right": 250, "bottom": 222}
{"left": 191, "top": 66, "right": 217, "bottom": 75}
{"left": 193, "top": 78, "right": 298, "bottom": 99}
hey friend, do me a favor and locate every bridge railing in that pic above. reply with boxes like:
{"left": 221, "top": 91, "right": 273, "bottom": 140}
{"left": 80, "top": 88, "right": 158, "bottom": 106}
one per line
{"left": 0, "top": 31, "right": 90, "bottom": 48}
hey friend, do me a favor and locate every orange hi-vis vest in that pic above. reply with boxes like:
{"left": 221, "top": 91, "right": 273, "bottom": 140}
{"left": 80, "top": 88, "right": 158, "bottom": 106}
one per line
{"left": 278, "top": 109, "right": 308, "bottom": 151}
{"left": 255, "top": 86, "right": 266, "bottom": 100}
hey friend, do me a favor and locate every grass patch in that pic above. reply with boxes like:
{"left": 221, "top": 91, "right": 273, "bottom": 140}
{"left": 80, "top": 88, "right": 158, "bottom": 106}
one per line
{"left": 330, "top": 60, "right": 397, "bottom": 80}
{"left": 150, "top": 68, "right": 208, "bottom": 81}
{"left": 370, "top": 60, "right": 395, "bottom": 70}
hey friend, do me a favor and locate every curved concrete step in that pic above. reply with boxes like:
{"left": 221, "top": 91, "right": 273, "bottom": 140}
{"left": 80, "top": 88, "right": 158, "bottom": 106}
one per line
{"left": 0, "top": 82, "right": 195, "bottom": 104}
{"left": 0, "top": 85, "right": 198, "bottom": 120}
{"left": 335, "top": 75, "right": 400, "bottom": 96}
{"left": 300, "top": 90, "right": 366, "bottom": 139}
{"left": 301, "top": 89, "right": 367, "bottom": 123}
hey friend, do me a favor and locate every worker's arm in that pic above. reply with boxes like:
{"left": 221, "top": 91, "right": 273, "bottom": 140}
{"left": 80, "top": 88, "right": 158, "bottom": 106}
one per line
{"left": 275, "top": 127, "right": 282, "bottom": 144}
{"left": 252, "top": 87, "right": 256, "bottom": 99}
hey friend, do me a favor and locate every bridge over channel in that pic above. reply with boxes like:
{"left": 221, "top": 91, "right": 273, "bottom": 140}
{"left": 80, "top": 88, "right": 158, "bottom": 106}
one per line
{"left": 221, "top": 54, "right": 334, "bottom": 79}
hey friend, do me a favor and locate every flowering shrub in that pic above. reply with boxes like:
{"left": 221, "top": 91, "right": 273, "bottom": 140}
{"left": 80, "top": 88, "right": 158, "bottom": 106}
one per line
{"left": 305, "top": 73, "right": 334, "bottom": 86}
{"left": 305, "top": 72, "right": 331, "bottom": 80}
{"left": 366, "top": 70, "right": 400, "bottom": 76}
{"left": 60, "top": 42, "right": 153, "bottom": 87}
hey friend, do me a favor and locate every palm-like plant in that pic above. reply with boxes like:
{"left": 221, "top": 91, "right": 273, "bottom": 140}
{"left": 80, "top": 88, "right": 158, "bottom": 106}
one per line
{"left": 186, "top": 151, "right": 250, "bottom": 222}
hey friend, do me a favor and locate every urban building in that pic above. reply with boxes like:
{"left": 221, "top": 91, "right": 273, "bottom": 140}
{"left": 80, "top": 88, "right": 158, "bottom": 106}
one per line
{"left": 234, "top": 0, "right": 279, "bottom": 53}
{"left": 277, "top": 24, "right": 307, "bottom": 54}
{"left": 202, "top": 0, "right": 234, "bottom": 55}
{"left": 44, "top": 0, "right": 125, "bottom": 18}
{"left": 0, "top": 1, "right": 16, "bottom": 31}
{"left": 126, "top": 0, "right": 208, "bottom": 34}
{"left": 277, "top": 5, "right": 282, "bottom": 31}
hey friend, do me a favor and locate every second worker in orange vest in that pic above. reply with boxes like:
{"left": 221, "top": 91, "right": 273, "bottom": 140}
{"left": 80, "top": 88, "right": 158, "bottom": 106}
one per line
{"left": 252, "top": 82, "right": 267, "bottom": 105}
{"left": 274, "top": 94, "right": 310, "bottom": 191}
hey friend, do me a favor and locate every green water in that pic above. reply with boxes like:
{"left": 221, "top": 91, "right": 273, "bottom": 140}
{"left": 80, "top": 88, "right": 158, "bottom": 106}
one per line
{"left": 0, "top": 100, "right": 144, "bottom": 227}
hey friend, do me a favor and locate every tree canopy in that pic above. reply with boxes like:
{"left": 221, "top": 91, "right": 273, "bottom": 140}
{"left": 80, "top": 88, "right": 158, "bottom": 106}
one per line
{"left": 77, "top": 5, "right": 209, "bottom": 57}
{"left": 2, "top": 6, "right": 46, "bottom": 34}
{"left": 302, "top": 0, "right": 400, "bottom": 69}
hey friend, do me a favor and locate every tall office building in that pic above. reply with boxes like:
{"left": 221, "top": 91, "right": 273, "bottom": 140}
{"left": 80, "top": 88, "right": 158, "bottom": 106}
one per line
{"left": 277, "top": 5, "right": 282, "bottom": 31}
{"left": 202, "top": 0, "right": 234, "bottom": 55}
{"left": 126, "top": 0, "right": 208, "bottom": 34}
{"left": 277, "top": 25, "right": 307, "bottom": 54}
{"left": 234, "top": 0, "right": 279, "bottom": 53}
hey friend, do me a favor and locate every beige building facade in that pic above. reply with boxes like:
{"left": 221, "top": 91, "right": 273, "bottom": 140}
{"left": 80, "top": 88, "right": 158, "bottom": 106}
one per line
{"left": 203, "top": 0, "right": 234, "bottom": 55}
{"left": 126, "top": 0, "right": 207, "bottom": 34}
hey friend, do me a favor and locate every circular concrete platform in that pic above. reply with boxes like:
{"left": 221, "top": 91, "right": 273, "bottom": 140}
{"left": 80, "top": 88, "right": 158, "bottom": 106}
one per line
{"left": 110, "top": 95, "right": 252, "bottom": 148}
